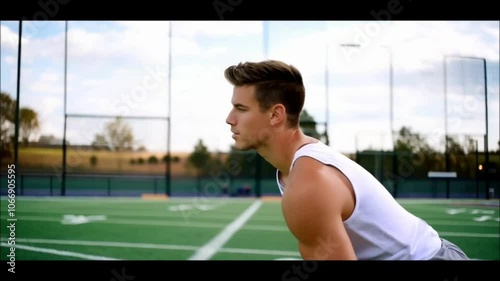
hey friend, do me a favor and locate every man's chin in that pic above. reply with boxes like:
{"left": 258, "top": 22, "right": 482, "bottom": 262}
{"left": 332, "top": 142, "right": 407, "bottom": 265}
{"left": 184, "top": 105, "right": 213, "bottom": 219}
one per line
{"left": 233, "top": 142, "right": 254, "bottom": 151}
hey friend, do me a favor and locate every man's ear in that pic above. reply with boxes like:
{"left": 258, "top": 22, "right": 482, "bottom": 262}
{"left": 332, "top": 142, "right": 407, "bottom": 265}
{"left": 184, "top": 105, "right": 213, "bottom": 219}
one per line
{"left": 270, "top": 104, "right": 286, "bottom": 126}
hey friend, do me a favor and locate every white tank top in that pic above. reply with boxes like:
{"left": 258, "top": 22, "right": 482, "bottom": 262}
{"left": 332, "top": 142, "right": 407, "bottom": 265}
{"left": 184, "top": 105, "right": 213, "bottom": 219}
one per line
{"left": 276, "top": 141, "right": 442, "bottom": 260}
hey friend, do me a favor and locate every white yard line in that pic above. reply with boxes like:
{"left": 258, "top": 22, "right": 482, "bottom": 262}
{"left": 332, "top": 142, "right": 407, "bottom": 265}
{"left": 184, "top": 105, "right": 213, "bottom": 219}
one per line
{"left": 438, "top": 232, "right": 500, "bottom": 238}
{"left": 188, "top": 200, "right": 263, "bottom": 260}
{"left": 8, "top": 208, "right": 242, "bottom": 220}
{"left": 0, "top": 242, "right": 120, "bottom": 260}
{"left": 0, "top": 237, "right": 300, "bottom": 257}
{"left": 0, "top": 196, "right": 256, "bottom": 204}
{"left": 0, "top": 215, "right": 236, "bottom": 229}
{"left": 2, "top": 215, "right": 498, "bottom": 231}
{"left": 0, "top": 237, "right": 199, "bottom": 251}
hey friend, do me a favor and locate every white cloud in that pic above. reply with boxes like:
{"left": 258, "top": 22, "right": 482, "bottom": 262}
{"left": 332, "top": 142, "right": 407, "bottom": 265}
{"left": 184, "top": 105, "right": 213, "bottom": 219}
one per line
{"left": 323, "top": 21, "right": 500, "bottom": 75}
{"left": 0, "top": 24, "right": 21, "bottom": 50}
{"left": 40, "top": 96, "right": 62, "bottom": 115}
{"left": 4, "top": 56, "right": 16, "bottom": 65}
{"left": 27, "top": 71, "right": 62, "bottom": 94}
{"left": 1, "top": 21, "right": 498, "bottom": 154}
{"left": 167, "top": 21, "right": 262, "bottom": 38}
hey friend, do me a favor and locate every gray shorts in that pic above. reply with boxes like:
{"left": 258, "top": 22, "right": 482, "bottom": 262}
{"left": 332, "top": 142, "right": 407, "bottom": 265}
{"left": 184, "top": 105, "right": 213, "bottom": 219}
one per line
{"left": 430, "top": 238, "right": 469, "bottom": 260}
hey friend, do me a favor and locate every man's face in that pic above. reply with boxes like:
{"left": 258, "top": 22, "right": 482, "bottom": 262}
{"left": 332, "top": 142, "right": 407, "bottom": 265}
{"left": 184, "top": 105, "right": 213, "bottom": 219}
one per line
{"left": 225, "top": 85, "right": 272, "bottom": 150}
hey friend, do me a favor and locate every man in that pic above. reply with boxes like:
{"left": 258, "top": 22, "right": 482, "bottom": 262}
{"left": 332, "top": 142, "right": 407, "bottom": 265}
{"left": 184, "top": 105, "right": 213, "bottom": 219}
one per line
{"left": 224, "top": 59, "right": 469, "bottom": 260}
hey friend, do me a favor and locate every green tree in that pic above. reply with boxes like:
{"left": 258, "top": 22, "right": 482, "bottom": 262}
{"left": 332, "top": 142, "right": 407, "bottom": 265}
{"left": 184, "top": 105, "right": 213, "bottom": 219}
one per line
{"left": 447, "top": 135, "right": 477, "bottom": 178}
{"left": 394, "top": 126, "right": 439, "bottom": 178}
{"left": 19, "top": 107, "right": 40, "bottom": 146}
{"left": 0, "top": 92, "right": 15, "bottom": 158}
{"left": 103, "top": 117, "right": 134, "bottom": 151}
{"left": 225, "top": 145, "right": 256, "bottom": 178}
{"left": 299, "top": 109, "right": 321, "bottom": 139}
{"left": 395, "top": 127, "right": 429, "bottom": 153}
{"left": 91, "top": 133, "right": 109, "bottom": 150}
{"left": 186, "top": 139, "right": 212, "bottom": 194}
{"left": 1, "top": 92, "right": 15, "bottom": 142}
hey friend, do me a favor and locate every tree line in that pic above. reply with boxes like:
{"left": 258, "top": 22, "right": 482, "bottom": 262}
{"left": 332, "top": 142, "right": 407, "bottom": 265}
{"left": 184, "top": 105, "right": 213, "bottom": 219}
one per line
{"left": 1, "top": 91, "right": 40, "bottom": 157}
{"left": 2, "top": 89, "right": 497, "bottom": 182}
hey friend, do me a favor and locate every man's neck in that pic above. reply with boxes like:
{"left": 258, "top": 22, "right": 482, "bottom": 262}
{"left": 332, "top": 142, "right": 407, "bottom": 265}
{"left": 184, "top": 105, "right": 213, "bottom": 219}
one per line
{"left": 257, "top": 129, "right": 316, "bottom": 176}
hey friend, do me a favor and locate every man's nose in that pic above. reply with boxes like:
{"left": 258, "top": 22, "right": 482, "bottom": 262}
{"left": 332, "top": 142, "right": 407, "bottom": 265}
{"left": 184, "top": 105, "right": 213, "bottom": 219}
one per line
{"left": 226, "top": 111, "right": 234, "bottom": 125}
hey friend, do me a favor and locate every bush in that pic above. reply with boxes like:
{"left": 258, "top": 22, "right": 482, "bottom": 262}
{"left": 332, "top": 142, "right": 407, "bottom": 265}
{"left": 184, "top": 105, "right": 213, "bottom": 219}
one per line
{"left": 148, "top": 155, "right": 159, "bottom": 164}
{"left": 90, "top": 155, "right": 98, "bottom": 167}
{"left": 163, "top": 155, "right": 181, "bottom": 163}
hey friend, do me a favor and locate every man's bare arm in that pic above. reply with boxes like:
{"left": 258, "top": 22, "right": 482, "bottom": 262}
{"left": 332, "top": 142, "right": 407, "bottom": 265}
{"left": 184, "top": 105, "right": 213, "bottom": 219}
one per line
{"left": 281, "top": 156, "right": 357, "bottom": 260}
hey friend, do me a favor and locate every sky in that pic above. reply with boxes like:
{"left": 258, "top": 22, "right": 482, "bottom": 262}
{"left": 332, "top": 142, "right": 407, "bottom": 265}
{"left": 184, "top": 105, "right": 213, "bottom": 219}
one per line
{"left": 1, "top": 20, "right": 499, "bottom": 154}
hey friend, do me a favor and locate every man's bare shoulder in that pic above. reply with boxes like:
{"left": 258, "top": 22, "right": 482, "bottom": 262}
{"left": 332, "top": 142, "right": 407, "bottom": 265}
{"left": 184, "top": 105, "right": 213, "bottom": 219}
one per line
{"left": 280, "top": 156, "right": 357, "bottom": 259}
{"left": 285, "top": 155, "right": 355, "bottom": 219}
{"left": 285, "top": 156, "right": 345, "bottom": 205}
{"left": 288, "top": 155, "right": 341, "bottom": 184}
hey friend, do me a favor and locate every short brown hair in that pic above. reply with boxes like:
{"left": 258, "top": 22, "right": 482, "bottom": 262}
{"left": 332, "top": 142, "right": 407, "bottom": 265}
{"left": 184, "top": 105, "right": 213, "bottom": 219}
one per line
{"left": 224, "top": 60, "right": 305, "bottom": 127}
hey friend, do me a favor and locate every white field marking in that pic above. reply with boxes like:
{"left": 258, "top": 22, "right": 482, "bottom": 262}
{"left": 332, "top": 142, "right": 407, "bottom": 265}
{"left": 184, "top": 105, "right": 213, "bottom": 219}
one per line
{"left": 425, "top": 220, "right": 500, "bottom": 227}
{"left": 446, "top": 208, "right": 468, "bottom": 215}
{"left": 0, "top": 215, "right": 230, "bottom": 229}
{"left": 0, "top": 242, "right": 120, "bottom": 260}
{"left": 0, "top": 213, "right": 289, "bottom": 230}
{"left": 5, "top": 196, "right": 497, "bottom": 207}
{"left": 470, "top": 209, "right": 496, "bottom": 215}
{"left": 0, "top": 237, "right": 199, "bottom": 251}
{"left": 9, "top": 208, "right": 242, "bottom": 221}
{"left": 403, "top": 206, "right": 498, "bottom": 212}
{"left": 61, "top": 215, "right": 107, "bottom": 225}
{"left": 188, "top": 200, "right": 263, "bottom": 260}
{"left": 5, "top": 201, "right": 260, "bottom": 220}
{"left": 0, "top": 237, "right": 301, "bottom": 257}
{"left": 168, "top": 204, "right": 217, "bottom": 212}
{"left": 412, "top": 214, "right": 500, "bottom": 221}
{"left": 0, "top": 196, "right": 257, "bottom": 204}
{"left": 439, "top": 232, "right": 499, "bottom": 238}
{"left": 220, "top": 247, "right": 300, "bottom": 257}
{"left": 2, "top": 215, "right": 499, "bottom": 232}
{"left": 397, "top": 199, "right": 499, "bottom": 205}
{"left": 472, "top": 215, "right": 500, "bottom": 222}
{"left": 243, "top": 225, "right": 289, "bottom": 231}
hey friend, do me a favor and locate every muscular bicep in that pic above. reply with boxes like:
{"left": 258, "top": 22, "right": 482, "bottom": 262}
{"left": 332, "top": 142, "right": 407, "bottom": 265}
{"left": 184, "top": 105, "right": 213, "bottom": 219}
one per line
{"left": 281, "top": 157, "right": 357, "bottom": 260}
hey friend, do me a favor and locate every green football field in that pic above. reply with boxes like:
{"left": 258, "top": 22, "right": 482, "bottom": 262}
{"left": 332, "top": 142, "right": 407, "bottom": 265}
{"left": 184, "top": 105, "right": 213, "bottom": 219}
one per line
{"left": 1, "top": 196, "right": 498, "bottom": 260}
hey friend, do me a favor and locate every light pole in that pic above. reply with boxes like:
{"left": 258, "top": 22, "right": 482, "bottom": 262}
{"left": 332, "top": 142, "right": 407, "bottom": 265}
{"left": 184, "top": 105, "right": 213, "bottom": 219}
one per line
{"left": 382, "top": 46, "right": 394, "bottom": 148}
{"left": 338, "top": 43, "right": 361, "bottom": 151}
{"left": 340, "top": 43, "right": 394, "bottom": 142}
{"left": 14, "top": 21, "right": 22, "bottom": 192}
{"left": 382, "top": 45, "right": 397, "bottom": 197}
{"left": 62, "top": 20, "right": 68, "bottom": 196}
{"left": 324, "top": 44, "right": 330, "bottom": 145}
{"left": 339, "top": 43, "right": 397, "bottom": 195}
{"left": 263, "top": 21, "right": 269, "bottom": 59}
{"left": 443, "top": 56, "right": 450, "bottom": 175}
{"left": 443, "top": 55, "right": 489, "bottom": 198}
{"left": 166, "top": 21, "right": 172, "bottom": 197}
